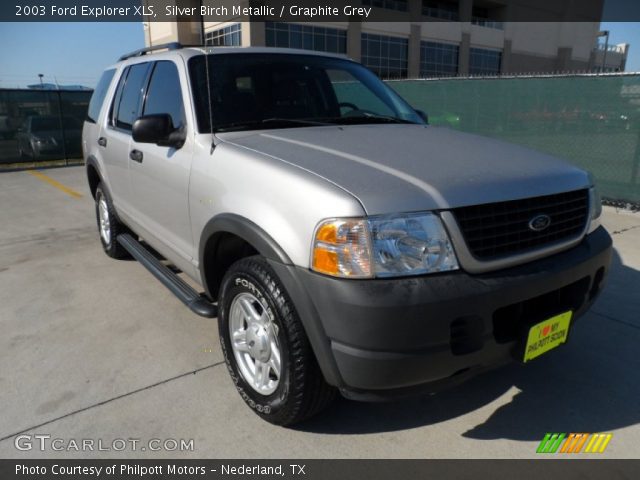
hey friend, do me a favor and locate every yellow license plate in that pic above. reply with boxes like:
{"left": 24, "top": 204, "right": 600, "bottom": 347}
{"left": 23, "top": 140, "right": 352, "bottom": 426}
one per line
{"left": 523, "top": 311, "right": 572, "bottom": 362}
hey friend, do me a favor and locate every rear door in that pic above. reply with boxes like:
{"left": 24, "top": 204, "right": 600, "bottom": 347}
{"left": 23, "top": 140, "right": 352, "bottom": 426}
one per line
{"left": 127, "top": 60, "right": 194, "bottom": 265}
{"left": 103, "top": 62, "right": 151, "bottom": 215}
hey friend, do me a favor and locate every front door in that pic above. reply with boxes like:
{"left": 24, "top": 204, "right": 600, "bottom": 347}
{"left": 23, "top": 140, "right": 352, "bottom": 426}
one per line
{"left": 127, "top": 60, "right": 194, "bottom": 265}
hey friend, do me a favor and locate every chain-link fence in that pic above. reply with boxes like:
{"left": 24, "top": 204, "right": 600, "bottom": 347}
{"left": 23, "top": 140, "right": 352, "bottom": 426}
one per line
{"left": 388, "top": 73, "right": 640, "bottom": 206}
{"left": 0, "top": 88, "right": 92, "bottom": 167}
{"left": 2, "top": 75, "right": 639, "bottom": 206}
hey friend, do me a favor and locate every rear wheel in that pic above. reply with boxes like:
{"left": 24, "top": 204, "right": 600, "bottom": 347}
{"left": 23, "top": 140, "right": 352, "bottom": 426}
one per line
{"left": 218, "top": 256, "right": 336, "bottom": 426}
{"left": 95, "top": 183, "right": 129, "bottom": 259}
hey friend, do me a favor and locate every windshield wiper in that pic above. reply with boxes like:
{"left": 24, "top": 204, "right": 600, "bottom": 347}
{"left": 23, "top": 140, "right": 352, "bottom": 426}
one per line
{"left": 215, "top": 117, "right": 334, "bottom": 132}
{"left": 317, "top": 113, "right": 416, "bottom": 125}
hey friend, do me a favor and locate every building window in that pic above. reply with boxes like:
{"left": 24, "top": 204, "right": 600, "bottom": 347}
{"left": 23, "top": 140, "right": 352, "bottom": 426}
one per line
{"left": 362, "top": 0, "right": 408, "bottom": 11}
{"left": 361, "top": 33, "right": 409, "bottom": 79}
{"left": 420, "top": 41, "right": 459, "bottom": 77}
{"left": 422, "top": 1, "right": 459, "bottom": 20}
{"left": 469, "top": 47, "right": 502, "bottom": 75}
{"left": 471, "top": 6, "right": 504, "bottom": 29}
{"left": 265, "top": 22, "right": 347, "bottom": 54}
{"left": 205, "top": 24, "right": 241, "bottom": 46}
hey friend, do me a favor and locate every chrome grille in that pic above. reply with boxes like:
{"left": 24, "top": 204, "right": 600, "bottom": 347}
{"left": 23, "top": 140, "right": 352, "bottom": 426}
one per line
{"left": 452, "top": 189, "right": 589, "bottom": 260}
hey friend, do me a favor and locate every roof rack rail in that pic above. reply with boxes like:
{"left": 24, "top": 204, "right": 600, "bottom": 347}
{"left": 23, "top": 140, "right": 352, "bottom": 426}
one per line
{"left": 118, "top": 42, "right": 183, "bottom": 62}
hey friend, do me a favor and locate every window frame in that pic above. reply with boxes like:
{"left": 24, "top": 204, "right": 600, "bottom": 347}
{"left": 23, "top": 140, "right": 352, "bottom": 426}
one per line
{"left": 469, "top": 47, "right": 502, "bottom": 76}
{"left": 109, "top": 61, "right": 152, "bottom": 134}
{"left": 420, "top": 40, "right": 460, "bottom": 78}
{"left": 265, "top": 22, "right": 347, "bottom": 55}
{"left": 140, "top": 60, "right": 187, "bottom": 131}
{"left": 361, "top": 32, "right": 409, "bottom": 80}
{"left": 87, "top": 68, "right": 116, "bottom": 124}
{"left": 204, "top": 23, "right": 242, "bottom": 47}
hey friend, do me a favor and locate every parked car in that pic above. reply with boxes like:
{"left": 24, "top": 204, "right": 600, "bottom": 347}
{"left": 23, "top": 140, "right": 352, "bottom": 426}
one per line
{"left": 0, "top": 115, "right": 13, "bottom": 140}
{"left": 17, "top": 115, "right": 82, "bottom": 160}
{"left": 83, "top": 44, "right": 612, "bottom": 426}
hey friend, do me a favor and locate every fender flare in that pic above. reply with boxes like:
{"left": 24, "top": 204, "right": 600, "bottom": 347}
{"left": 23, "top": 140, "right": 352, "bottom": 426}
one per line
{"left": 198, "top": 214, "right": 343, "bottom": 386}
{"left": 85, "top": 154, "right": 102, "bottom": 198}
{"left": 198, "top": 213, "right": 293, "bottom": 296}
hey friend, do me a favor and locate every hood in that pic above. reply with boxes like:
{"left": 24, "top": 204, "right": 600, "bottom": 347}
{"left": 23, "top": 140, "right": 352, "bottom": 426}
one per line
{"left": 220, "top": 124, "right": 590, "bottom": 215}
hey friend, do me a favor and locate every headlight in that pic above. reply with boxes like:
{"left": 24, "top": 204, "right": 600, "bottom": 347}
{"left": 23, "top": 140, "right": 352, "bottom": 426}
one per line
{"left": 588, "top": 186, "right": 602, "bottom": 234}
{"left": 368, "top": 213, "right": 459, "bottom": 277}
{"left": 311, "top": 213, "right": 459, "bottom": 278}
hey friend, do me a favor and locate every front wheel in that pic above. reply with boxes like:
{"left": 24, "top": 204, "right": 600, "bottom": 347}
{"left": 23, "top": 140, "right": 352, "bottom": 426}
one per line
{"left": 218, "top": 256, "right": 335, "bottom": 426}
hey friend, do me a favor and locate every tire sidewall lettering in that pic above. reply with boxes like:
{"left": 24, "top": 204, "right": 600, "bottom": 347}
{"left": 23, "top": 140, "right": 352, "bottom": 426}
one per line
{"left": 221, "top": 274, "right": 281, "bottom": 416}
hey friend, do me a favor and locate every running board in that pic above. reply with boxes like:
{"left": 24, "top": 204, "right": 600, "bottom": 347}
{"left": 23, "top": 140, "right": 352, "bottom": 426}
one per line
{"left": 117, "top": 234, "right": 217, "bottom": 318}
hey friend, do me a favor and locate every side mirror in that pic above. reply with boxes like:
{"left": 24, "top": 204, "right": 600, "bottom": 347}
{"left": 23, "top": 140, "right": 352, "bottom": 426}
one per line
{"left": 415, "top": 109, "right": 429, "bottom": 124}
{"left": 132, "top": 114, "right": 184, "bottom": 148}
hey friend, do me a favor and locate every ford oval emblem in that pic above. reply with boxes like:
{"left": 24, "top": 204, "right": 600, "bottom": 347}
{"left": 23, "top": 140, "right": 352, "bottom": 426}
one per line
{"left": 528, "top": 214, "right": 551, "bottom": 232}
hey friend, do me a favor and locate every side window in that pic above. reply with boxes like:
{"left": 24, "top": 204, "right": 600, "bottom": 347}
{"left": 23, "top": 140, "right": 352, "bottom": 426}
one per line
{"left": 143, "top": 61, "right": 186, "bottom": 129}
{"left": 87, "top": 69, "right": 115, "bottom": 123}
{"left": 115, "top": 62, "right": 150, "bottom": 131}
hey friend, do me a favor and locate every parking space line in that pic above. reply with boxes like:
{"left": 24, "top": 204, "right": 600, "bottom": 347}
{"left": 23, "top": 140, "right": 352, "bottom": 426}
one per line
{"left": 27, "top": 170, "right": 83, "bottom": 199}
{"left": 591, "top": 309, "right": 640, "bottom": 331}
{"left": 0, "top": 361, "right": 224, "bottom": 443}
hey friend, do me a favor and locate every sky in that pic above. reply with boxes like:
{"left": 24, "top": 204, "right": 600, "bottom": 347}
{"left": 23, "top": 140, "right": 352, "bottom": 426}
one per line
{"left": 0, "top": 23, "right": 145, "bottom": 88}
{"left": 0, "top": 20, "right": 638, "bottom": 89}
{"left": 600, "top": 22, "right": 640, "bottom": 71}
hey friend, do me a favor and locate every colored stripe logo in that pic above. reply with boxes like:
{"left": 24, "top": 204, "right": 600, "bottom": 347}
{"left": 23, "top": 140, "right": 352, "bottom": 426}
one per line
{"left": 537, "top": 433, "right": 612, "bottom": 454}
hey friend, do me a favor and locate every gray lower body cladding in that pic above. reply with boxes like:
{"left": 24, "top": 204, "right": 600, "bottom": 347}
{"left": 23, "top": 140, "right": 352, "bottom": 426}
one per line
{"left": 271, "top": 227, "right": 612, "bottom": 400}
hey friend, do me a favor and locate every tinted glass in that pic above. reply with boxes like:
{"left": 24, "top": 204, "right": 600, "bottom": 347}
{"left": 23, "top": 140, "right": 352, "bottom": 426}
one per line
{"left": 143, "top": 61, "right": 185, "bottom": 129}
{"left": 87, "top": 69, "right": 115, "bottom": 123}
{"left": 62, "top": 117, "right": 82, "bottom": 129}
{"left": 188, "top": 53, "right": 422, "bottom": 133}
{"left": 115, "top": 63, "right": 150, "bottom": 130}
{"left": 31, "top": 116, "right": 60, "bottom": 131}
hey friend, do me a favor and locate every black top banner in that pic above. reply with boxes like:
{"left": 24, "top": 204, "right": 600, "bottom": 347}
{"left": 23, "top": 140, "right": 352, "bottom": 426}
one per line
{"left": 3, "top": 0, "right": 640, "bottom": 22}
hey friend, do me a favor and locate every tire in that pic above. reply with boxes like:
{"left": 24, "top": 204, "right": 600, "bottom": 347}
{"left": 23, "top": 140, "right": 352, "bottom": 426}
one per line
{"left": 94, "top": 182, "right": 129, "bottom": 259}
{"left": 219, "top": 256, "right": 336, "bottom": 426}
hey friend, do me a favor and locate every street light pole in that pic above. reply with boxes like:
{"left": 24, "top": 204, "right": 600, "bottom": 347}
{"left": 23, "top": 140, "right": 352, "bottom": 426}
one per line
{"left": 37, "top": 73, "right": 43, "bottom": 88}
{"left": 597, "top": 30, "right": 610, "bottom": 72}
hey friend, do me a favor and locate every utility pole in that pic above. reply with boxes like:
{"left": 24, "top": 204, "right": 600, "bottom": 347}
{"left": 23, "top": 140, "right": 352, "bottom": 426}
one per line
{"left": 597, "top": 30, "right": 610, "bottom": 72}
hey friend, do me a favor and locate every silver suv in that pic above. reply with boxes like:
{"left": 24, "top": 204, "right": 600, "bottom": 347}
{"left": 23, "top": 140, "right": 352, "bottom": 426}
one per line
{"left": 83, "top": 44, "right": 612, "bottom": 425}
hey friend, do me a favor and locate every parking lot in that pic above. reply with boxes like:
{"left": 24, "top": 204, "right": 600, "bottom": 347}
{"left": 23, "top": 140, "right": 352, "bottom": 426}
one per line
{"left": 0, "top": 165, "right": 638, "bottom": 459}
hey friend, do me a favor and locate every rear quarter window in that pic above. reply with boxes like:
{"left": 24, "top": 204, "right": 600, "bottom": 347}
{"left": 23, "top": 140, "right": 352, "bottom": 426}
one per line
{"left": 87, "top": 69, "right": 116, "bottom": 124}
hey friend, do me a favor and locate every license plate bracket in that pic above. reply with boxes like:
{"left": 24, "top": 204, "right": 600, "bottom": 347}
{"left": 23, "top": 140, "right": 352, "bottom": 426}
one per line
{"left": 522, "top": 311, "right": 573, "bottom": 362}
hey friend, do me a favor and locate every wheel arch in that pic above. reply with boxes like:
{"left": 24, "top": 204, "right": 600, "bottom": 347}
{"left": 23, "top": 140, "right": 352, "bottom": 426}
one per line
{"left": 199, "top": 214, "right": 293, "bottom": 301}
{"left": 86, "top": 155, "right": 102, "bottom": 199}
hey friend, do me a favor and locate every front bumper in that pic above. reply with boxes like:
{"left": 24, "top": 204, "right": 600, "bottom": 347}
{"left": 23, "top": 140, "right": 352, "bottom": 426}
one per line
{"left": 271, "top": 226, "right": 612, "bottom": 401}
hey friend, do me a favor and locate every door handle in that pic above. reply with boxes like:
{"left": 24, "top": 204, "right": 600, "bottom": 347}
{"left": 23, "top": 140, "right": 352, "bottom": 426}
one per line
{"left": 129, "top": 149, "right": 143, "bottom": 163}
{"left": 97, "top": 137, "right": 107, "bottom": 147}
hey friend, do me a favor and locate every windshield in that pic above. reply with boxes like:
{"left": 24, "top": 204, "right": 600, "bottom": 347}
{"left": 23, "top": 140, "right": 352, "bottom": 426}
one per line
{"left": 188, "top": 53, "right": 423, "bottom": 133}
